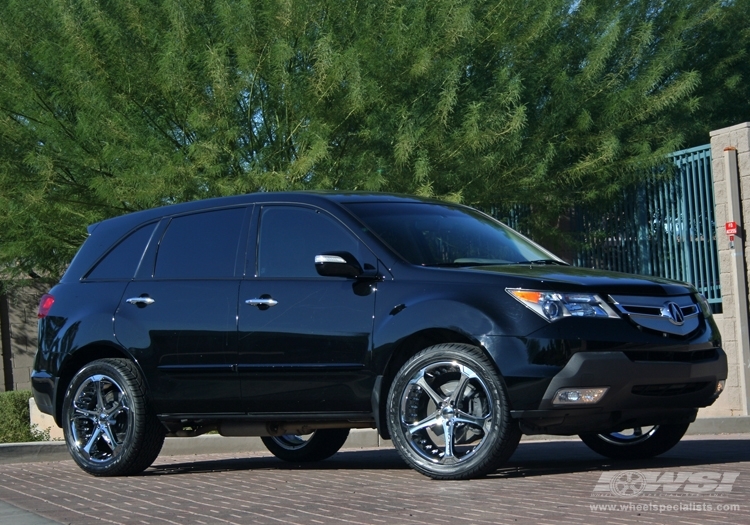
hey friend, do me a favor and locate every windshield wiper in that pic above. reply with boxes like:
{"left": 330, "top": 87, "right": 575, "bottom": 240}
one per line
{"left": 425, "top": 259, "right": 568, "bottom": 268}
{"left": 513, "top": 259, "right": 569, "bottom": 266}
{"left": 424, "top": 261, "right": 500, "bottom": 268}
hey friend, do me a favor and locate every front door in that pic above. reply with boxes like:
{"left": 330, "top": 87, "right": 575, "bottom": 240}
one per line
{"left": 238, "top": 205, "right": 377, "bottom": 414}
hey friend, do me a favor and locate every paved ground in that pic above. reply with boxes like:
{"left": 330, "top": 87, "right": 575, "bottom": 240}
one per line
{"left": 0, "top": 434, "right": 749, "bottom": 525}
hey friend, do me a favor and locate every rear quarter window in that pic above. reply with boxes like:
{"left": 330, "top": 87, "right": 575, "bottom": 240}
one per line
{"left": 86, "top": 222, "right": 158, "bottom": 280}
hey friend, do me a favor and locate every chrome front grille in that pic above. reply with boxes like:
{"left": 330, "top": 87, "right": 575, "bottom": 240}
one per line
{"left": 609, "top": 294, "right": 701, "bottom": 336}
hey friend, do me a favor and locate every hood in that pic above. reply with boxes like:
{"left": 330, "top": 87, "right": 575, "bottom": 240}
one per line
{"left": 464, "top": 264, "right": 695, "bottom": 297}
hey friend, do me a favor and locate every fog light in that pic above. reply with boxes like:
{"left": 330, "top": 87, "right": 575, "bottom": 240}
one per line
{"left": 716, "top": 380, "right": 726, "bottom": 396}
{"left": 553, "top": 387, "right": 609, "bottom": 405}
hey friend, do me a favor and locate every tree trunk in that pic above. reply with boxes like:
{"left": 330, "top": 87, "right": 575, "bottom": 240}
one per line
{"left": 0, "top": 285, "right": 13, "bottom": 391}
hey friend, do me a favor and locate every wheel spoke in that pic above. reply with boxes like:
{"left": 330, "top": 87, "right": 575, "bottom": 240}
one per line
{"left": 73, "top": 407, "right": 98, "bottom": 420}
{"left": 105, "top": 399, "right": 128, "bottom": 418}
{"left": 415, "top": 376, "right": 446, "bottom": 405}
{"left": 441, "top": 420, "right": 457, "bottom": 464}
{"left": 95, "top": 378, "right": 106, "bottom": 411}
{"left": 100, "top": 423, "right": 119, "bottom": 451}
{"left": 407, "top": 411, "right": 442, "bottom": 435}
{"left": 448, "top": 369, "right": 472, "bottom": 405}
{"left": 82, "top": 426, "right": 103, "bottom": 458}
{"left": 454, "top": 409, "right": 490, "bottom": 430}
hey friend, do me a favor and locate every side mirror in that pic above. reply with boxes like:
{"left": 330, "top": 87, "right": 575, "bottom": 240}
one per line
{"left": 315, "top": 252, "right": 363, "bottom": 278}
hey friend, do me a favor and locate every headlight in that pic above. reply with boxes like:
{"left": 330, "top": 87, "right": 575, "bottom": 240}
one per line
{"left": 506, "top": 288, "right": 620, "bottom": 322}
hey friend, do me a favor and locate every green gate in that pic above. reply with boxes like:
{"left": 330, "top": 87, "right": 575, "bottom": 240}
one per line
{"left": 572, "top": 144, "right": 720, "bottom": 309}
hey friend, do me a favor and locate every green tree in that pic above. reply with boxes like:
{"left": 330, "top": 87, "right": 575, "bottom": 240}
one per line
{"left": 0, "top": 0, "right": 745, "bottom": 278}
{"left": 666, "top": 0, "right": 750, "bottom": 147}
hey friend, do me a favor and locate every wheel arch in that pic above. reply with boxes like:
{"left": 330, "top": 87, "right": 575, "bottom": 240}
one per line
{"left": 374, "top": 328, "right": 498, "bottom": 440}
{"left": 54, "top": 343, "right": 140, "bottom": 426}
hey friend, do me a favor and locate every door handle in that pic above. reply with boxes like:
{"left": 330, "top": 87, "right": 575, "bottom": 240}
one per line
{"left": 126, "top": 297, "right": 155, "bottom": 306}
{"left": 245, "top": 296, "right": 278, "bottom": 310}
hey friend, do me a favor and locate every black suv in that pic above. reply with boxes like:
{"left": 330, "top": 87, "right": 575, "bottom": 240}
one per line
{"left": 32, "top": 192, "right": 727, "bottom": 480}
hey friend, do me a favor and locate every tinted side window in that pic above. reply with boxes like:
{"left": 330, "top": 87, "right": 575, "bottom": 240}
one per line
{"left": 258, "top": 206, "right": 363, "bottom": 278}
{"left": 86, "top": 223, "right": 157, "bottom": 280}
{"left": 155, "top": 208, "right": 245, "bottom": 279}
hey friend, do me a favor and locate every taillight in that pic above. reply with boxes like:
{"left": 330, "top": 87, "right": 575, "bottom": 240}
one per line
{"left": 38, "top": 294, "right": 55, "bottom": 318}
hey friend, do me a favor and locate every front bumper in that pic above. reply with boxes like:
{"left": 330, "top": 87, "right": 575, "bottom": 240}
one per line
{"left": 512, "top": 349, "right": 727, "bottom": 435}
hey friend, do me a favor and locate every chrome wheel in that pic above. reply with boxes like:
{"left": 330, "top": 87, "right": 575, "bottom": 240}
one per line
{"left": 597, "top": 426, "right": 658, "bottom": 445}
{"left": 261, "top": 428, "right": 350, "bottom": 462}
{"left": 387, "top": 343, "right": 520, "bottom": 480}
{"left": 269, "top": 433, "right": 314, "bottom": 451}
{"left": 579, "top": 422, "right": 689, "bottom": 460}
{"left": 68, "top": 373, "right": 133, "bottom": 464}
{"left": 399, "top": 361, "right": 493, "bottom": 465}
{"left": 63, "top": 359, "right": 165, "bottom": 476}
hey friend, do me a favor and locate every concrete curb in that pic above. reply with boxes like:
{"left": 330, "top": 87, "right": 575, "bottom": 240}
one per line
{"left": 0, "top": 429, "right": 386, "bottom": 465}
{"left": 2, "top": 417, "right": 748, "bottom": 465}
{"left": 686, "top": 415, "right": 750, "bottom": 434}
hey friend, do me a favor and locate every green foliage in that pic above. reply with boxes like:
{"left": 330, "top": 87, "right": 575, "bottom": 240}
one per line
{"left": 663, "top": 0, "right": 750, "bottom": 146}
{"left": 0, "top": 391, "right": 51, "bottom": 443}
{"left": 0, "top": 0, "right": 747, "bottom": 275}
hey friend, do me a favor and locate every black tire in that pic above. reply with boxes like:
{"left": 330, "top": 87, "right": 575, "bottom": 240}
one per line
{"left": 261, "top": 428, "right": 350, "bottom": 462}
{"left": 386, "top": 343, "right": 521, "bottom": 480}
{"left": 62, "top": 358, "right": 165, "bottom": 476}
{"left": 579, "top": 423, "right": 690, "bottom": 460}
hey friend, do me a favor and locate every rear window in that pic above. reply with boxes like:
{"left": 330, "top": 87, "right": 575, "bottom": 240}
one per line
{"left": 154, "top": 208, "right": 245, "bottom": 279}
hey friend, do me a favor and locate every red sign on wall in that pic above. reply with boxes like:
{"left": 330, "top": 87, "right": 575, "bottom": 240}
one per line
{"left": 726, "top": 221, "right": 738, "bottom": 235}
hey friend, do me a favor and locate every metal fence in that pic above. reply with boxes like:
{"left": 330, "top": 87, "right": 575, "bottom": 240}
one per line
{"left": 572, "top": 144, "right": 721, "bottom": 308}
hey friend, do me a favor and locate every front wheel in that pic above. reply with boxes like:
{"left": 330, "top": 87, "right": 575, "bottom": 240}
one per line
{"left": 62, "top": 358, "right": 165, "bottom": 476}
{"left": 579, "top": 423, "right": 690, "bottom": 460}
{"left": 387, "top": 343, "right": 521, "bottom": 480}
{"left": 261, "top": 428, "right": 350, "bottom": 462}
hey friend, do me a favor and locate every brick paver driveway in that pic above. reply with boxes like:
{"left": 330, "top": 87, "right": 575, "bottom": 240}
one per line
{"left": 1, "top": 435, "right": 749, "bottom": 525}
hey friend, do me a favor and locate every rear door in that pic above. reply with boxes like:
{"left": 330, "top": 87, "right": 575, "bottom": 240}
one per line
{"left": 115, "top": 206, "right": 251, "bottom": 415}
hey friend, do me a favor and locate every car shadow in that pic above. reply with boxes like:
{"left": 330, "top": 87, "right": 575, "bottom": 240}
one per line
{"left": 146, "top": 447, "right": 409, "bottom": 476}
{"left": 144, "top": 437, "right": 750, "bottom": 478}
{"left": 491, "top": 437, "right": 750, "bottom": 479}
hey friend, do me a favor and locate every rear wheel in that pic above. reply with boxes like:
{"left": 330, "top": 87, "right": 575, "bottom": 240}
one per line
{"left": 386, "top": 343, "right": 521, "bottom": 480}
{"left": 579, "top": 423, "right": 689, "bottom": 460}
{"left": 261, "top": 428, "right": 350, "bottom": 462}
{"left": 62, "top": 358, "right": 165, "bottom": 476}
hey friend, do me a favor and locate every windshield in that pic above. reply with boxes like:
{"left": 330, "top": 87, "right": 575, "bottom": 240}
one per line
{"left": 345, "top": 202, "right": 561, "bottom": 267}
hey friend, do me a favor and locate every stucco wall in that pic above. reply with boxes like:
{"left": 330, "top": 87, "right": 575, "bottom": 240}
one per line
{"left": 708, "top": 122, "right": 750, "bottom": 417}
{"left": 0, "top": 283, "right": 46, "bottom": 392}
{"left": 701, "top": 313, "right": 742, "bottom": 417}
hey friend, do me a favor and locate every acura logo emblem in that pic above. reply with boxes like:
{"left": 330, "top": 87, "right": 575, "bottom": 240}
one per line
{"left": 661, "top": 302, "right": 685, "bottom": 325}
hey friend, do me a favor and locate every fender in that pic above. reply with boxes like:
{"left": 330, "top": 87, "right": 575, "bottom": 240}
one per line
{"left": 370, "top": 278, "right": 547, "bottom": 370}
{"left": 372, "top": 296, "right": 497, "bottom": 362}
{"left": 36, "top": 282, "right": 128, "bottom": 374}
{"left": 33, "top": 281, "right": 146, "bottom": 423}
